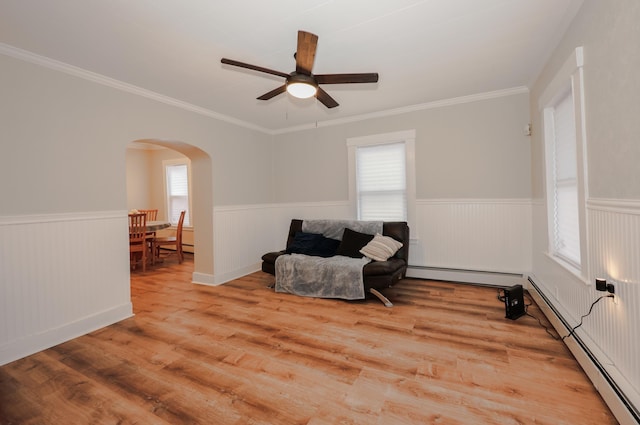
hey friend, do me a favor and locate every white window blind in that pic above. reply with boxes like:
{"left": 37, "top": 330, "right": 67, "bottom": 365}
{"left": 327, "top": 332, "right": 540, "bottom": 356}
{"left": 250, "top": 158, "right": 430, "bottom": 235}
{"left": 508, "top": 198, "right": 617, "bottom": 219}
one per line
{"left": 550, "top": 89, "right": 580, "bottom": 267}
{"left": 165, "top": 163, "right": 190, "bottom": 226}
{"left": 356, "top": 142, "right": 407, "bottom": 221}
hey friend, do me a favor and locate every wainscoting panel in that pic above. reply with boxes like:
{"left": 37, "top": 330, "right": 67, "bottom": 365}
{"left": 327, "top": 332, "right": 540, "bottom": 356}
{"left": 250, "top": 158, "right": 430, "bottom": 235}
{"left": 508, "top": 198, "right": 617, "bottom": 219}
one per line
{"left": 212, "top": 200, "right": 530, "bottom": 284}
{"left": 530, "top": 198, "right": 640, "bottom": 421}
{"left": 587, "top": 199, "right": 640, "bottom": 402}
{"left": 411, "top": 199, "right": 532, "bottom": 274}
{"left": 212, "top": 202, "right": 351, "bottom": 284}
{"left": 0, "top": 211, "right": 133, "bottom": 366}
{"left": 213, "top": 205, "right": 277, "bottom": 285}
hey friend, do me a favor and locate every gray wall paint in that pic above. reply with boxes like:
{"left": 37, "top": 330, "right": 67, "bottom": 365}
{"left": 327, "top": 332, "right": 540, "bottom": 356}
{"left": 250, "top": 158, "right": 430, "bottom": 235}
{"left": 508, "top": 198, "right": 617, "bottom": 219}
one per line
{"left": 530, "top": 0, "right": 640, "bottom": 200}
{"left": 0, "top": 53, "right": 273, "bottom": 216}
{"left": 272, "top": 92, "right": 531, "bottom": 202}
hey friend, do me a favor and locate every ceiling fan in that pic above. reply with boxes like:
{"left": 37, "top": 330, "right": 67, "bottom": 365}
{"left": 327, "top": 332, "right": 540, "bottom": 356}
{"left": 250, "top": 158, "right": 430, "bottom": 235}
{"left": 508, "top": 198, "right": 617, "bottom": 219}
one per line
{"left": 221, "top": 30, "right": 379, "bottom": 108}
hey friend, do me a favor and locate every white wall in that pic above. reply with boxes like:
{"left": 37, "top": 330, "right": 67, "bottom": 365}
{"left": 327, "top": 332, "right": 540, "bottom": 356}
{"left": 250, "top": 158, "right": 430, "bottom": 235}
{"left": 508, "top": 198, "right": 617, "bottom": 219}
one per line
{"left": 0, "top": 52, "right": 273, "bottom": 365}
{"left": 529, "top": 0, "right": 640, "bottom": 420}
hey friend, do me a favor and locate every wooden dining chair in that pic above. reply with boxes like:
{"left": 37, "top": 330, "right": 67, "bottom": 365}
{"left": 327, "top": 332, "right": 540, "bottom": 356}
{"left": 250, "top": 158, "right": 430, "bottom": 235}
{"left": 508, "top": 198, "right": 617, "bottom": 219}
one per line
{"left": 154, "top": 210, "right": 186, "bottom": 264}
{"left": 129, "top": 213, "right": 150, "bottom": 272}
{"left": 138, "top": 208, "right": 159, "bottom": 245}
{"left": 138, "top": 209, "right": 158, "bottom": 220}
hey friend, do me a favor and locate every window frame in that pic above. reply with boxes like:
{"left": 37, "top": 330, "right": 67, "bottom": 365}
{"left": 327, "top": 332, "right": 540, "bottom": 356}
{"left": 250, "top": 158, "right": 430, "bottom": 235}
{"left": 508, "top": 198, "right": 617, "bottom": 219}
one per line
{"left": 540, "top": 46, "right": 589, "bottom": 280}
{"left": 163, "top": 158, "right": 193, "bottom": 228}
{"left": 347, "top": 130, "right": 416, "bottom": 229}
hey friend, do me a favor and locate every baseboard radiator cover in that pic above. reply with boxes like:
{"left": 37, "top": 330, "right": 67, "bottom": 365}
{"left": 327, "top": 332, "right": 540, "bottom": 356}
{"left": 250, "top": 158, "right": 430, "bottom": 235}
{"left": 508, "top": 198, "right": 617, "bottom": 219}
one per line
{"left": 407, "top": 265, "right": 527, "bottom": 287}
{"left": 526, "top": 276, "right": 640, "bottom": 425}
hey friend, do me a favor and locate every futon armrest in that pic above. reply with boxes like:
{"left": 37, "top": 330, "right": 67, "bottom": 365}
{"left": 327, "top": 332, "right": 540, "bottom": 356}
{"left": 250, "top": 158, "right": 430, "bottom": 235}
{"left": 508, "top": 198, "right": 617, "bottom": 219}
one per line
{"left": 363, "top": 258, "right": 406, "bottom": 276}
{"left": 261, "top": 250, "right": 286, "bottom": 263}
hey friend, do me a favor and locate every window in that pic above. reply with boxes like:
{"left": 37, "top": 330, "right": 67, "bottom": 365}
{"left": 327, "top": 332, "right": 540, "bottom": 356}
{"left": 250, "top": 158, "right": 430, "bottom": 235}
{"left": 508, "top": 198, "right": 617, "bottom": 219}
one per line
{"left": 347, "top": 130, "right": 416, "bottom": 225}
{"left": 547, "top": 88, "right": 580, "bottom": 266}
{"left": 356, "top": 142, "right": 407, "bottom": 221}
{"left": 164, "top": 159, "right": 191, "bottom": 227}
{"left": 541, "top": 47, "right": 587, "bottom": 274}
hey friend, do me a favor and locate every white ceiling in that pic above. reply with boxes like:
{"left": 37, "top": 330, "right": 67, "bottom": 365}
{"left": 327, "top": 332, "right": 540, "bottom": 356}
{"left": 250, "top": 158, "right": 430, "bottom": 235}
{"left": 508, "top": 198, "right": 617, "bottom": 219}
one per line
{"left": 0, "top": 0, "right": 583, "bottom": 132}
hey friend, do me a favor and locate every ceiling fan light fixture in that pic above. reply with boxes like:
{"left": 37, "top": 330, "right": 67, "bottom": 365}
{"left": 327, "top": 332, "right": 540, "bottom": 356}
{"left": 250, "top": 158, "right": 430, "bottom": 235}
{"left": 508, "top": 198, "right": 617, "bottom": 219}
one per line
{"left": 286, "top": 74, "right": 317, "bottom": 99}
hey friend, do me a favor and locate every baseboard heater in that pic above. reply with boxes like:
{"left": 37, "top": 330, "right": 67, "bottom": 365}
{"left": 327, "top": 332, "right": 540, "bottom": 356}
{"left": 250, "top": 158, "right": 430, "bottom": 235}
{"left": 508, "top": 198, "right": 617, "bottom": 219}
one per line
{"left": 527, "top": 277, "right": 640, "bottom": 424}
{"left": 406, "top": 265, "right": 526, "bottom": 287}
{"left": 159, "top": 243, "right": 194, "bottom": 254}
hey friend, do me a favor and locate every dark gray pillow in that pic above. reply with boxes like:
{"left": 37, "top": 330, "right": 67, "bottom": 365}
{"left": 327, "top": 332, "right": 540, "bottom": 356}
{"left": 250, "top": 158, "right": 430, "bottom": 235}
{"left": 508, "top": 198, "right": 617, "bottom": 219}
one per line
{"left": 336, "top": 228, "right": 375, "bottom": 258}
{"left": 286, "top": 232, "right": 340, "bottom": 257}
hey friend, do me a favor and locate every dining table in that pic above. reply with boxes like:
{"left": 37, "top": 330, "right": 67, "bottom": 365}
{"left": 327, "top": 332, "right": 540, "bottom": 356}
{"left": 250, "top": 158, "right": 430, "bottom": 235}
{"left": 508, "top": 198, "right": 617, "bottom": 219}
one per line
{"left": 129, "top": 219, "right": 171, "bottom": 267}
{"left": 146, "top": 220, "right": 171, "bottom": 232}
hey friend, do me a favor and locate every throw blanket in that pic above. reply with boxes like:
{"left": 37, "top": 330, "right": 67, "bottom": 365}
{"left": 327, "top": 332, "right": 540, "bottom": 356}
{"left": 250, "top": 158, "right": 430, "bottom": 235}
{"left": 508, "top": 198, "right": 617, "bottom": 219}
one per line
{"left": 302, "top": 219, "right": 383, "bottom": 240}
{"left": 275, "top": 254, "right": 371, "bottom": 300}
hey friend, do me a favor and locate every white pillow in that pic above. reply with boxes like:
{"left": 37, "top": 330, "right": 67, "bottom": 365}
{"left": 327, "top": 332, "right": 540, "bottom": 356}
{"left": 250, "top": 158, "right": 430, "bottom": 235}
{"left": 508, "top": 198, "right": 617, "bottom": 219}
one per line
{"left": 360, "top": 233, "right": 403, "bottom": 261}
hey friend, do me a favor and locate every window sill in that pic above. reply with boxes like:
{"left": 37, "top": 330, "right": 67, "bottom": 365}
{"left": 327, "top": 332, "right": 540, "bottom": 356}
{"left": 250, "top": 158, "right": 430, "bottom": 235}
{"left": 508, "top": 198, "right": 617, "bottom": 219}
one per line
{"left": 544, "top": 251, "right": 590, "bottom": 286}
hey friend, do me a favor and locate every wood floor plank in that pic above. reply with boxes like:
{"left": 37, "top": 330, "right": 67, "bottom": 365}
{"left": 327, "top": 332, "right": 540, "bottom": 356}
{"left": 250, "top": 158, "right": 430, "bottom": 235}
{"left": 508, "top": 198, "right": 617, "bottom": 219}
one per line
{"left": 0, "top": 255, "right": 618, "bottom": 424}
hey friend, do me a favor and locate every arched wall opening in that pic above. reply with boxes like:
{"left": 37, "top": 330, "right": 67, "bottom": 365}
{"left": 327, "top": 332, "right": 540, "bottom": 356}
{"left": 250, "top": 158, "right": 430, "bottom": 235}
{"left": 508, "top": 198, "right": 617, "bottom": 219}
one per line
{"left": 126, "top": 139, "right": 214, "bottom": 279}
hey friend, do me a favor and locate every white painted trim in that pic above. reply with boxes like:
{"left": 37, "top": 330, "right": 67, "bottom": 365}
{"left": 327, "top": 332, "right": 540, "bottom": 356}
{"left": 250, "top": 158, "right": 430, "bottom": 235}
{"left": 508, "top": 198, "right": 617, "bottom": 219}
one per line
{"left": 346, "top": 131, "right": 417, "bottom": 231}
{"left": 407, "top": 267, "right": 526, "bottom": 287}
{"left": 526, "top": 276, "right": 640, "bottom": 425}
{"left": 587, "top": 198, "right": 640, "bottom": 215}
{"left": 0, "top": 43, "right": 528, "bottom": 136}
{"left": 416, "top": 198, "right": 532, "bottom": 206}
{"left": 192, "top": 272, "right": 217, "bottom": 286}
{"left": 543, "top": 251, "right": 590, "bottom": 286}
{"left": 0, "top": 43, "right": 269, "bottom": 134}
{"left": 212, "top": 263, "right": 262, "bottom": 286}
{"left": 539, "top": 46, "right": 584, "bottom": 110}
{"left": 0, "top": 210, "right": 126, "bottom": 225}
{"left": 274, "top": 87, "right": 530, "bottom": 134}
{"left": 346, "top": 129, "right": 417, "bottom": 147}
{"left": 163, "top": 158, "right": 193, "bottom": 227}
{"left": 0, "top": 303, "right": 133, "bottom": 367}
{"left": 540, "top": 45, "right": 589, "bottom": 279}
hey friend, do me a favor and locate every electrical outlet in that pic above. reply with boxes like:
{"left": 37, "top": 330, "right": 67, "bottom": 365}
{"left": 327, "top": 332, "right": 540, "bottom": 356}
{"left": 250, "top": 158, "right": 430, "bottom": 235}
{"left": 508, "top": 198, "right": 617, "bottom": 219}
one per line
{"left": 596, "top": 278, "right": 616, "bottom": 296}
{"left": 606, "top": 282, "right": 615, "bottom": 294}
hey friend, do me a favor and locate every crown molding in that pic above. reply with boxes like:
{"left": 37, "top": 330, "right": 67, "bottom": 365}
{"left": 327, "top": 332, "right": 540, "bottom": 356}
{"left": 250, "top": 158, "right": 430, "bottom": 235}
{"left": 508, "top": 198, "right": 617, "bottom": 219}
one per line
{"left": 271, "top": 86, "right": 530, "bottom": 135}
{"left": 1, "top": 42, "right": 528, "bottom": 137}
{"left": 0, "top": 43, "right": 270, "bottom": 134}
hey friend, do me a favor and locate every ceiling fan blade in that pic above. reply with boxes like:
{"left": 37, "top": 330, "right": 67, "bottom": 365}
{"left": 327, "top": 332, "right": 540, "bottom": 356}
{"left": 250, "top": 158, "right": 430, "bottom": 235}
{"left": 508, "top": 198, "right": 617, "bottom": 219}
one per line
{"left": 295, "top": 30, "right": 318, "bottom": 75}
{"left": 315, "top": 73, "right": 379, "bottom": 84}
{"left": 316, "top": 87, "right": 339, "bottom": 108}
{"left": 221, "top": 58, "right": 290, "bottom": 79}
{"left": 257, "top": 85, "right": 287, "bottom": 100}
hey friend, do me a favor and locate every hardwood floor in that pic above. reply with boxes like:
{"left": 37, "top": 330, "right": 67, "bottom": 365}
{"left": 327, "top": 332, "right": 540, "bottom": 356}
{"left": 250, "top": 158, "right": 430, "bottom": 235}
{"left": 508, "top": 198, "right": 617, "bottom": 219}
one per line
{"left": 0, "top": 256, "right": 618, "bottom": 424}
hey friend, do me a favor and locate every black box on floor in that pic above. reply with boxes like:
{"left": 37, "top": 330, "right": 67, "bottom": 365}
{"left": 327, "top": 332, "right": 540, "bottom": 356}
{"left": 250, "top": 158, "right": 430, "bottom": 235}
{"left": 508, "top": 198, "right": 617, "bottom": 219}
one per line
{"left": 504, "top": 284, "right": 525, "bottom": 320}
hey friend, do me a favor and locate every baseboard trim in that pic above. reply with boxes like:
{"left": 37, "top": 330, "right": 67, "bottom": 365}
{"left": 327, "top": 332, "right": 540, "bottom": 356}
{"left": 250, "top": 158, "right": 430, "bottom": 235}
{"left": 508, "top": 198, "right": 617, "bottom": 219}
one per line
{"left": 0, "top": 302, "right": 133, "bottom": 367}
{"left": 211, "top": 263, "right": 262, "bottom": 285}
{"left": 526, "top": 276, "right": 640, "bottom": 425}
{"left": 192, "top": 272, "right": 216, "bottom": 286}
{"left": 407, "top": 266, "right": 527, "bottom": 287}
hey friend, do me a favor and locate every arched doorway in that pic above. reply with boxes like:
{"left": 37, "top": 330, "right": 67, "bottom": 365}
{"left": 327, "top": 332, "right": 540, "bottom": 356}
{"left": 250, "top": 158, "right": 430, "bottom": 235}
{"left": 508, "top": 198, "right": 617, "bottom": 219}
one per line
{"left": 126, "top": 139, "right": 214, "bottom": 280}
